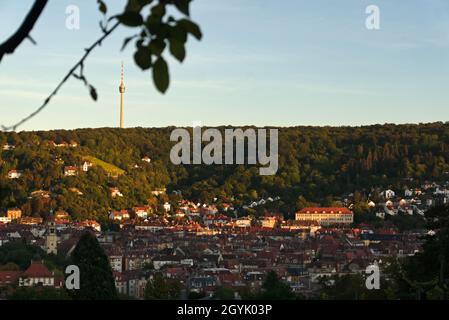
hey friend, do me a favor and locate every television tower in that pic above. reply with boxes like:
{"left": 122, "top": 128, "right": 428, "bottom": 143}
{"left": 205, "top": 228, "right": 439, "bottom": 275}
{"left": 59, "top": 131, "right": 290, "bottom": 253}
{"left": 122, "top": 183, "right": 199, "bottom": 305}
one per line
{"left": 119, "top": 62, "right": 125, "bottom": 128}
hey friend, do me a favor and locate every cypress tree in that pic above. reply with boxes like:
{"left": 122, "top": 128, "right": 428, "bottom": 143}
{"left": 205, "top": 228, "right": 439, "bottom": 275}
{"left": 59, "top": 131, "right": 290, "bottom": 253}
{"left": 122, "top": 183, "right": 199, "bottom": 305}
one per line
{"left": 70, "top": 231, "right": 117, "bottom": 300}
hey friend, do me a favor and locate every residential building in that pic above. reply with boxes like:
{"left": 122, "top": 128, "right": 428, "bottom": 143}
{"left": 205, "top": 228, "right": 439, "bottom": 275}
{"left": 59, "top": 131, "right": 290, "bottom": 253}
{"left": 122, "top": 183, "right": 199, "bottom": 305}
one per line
{"left": 110, "top": 188, "right": 124, "bottom": 198}
{"left": 0, "top": 217, "right": 12, "bottom": 224}
{"left": 295, "top": 207, "right": 353, "bottom": 226}
{"left": 7, "top": 208, "right": 22, "bottom": 220}
{"left": 81, "top": 161, "right": 93, "bottom": 172}
{"left": 2, "top": 143, "right": 15, "bottom": 151}
{"left": 18, "top": 217, "right": 43, "bottom": 225}
{"left": 19, "top": 261, "right": 58, "bottom": 287}
{"left": 109, "top": 210, "right": 130, "bottom": 221}
{"left": 7, "top": 170, "right": 22, "bottom": 179}
{"left": 64, "top": 166, "right": 77, "bottom": 176}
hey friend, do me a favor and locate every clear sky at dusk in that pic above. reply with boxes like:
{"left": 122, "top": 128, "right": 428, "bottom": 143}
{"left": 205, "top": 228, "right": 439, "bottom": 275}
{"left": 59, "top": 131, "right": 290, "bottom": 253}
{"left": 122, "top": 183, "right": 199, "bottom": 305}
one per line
{"left": 1, "top": 0, "right": 449, "bottom": 131}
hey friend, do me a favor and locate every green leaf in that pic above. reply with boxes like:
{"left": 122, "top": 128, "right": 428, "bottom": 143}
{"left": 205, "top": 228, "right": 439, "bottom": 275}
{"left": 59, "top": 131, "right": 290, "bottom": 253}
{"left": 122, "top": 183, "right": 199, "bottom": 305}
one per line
{"left": 97, "top": 0, "right": 107, "bottom": 14}
{"left": 145, "top": 14, "right": 162, "bottom": 34}
{"left": 126, "top": 0, "right": 153, "bottom": 12}
{"left": 153, "top": 57, "right": 169, "bottom": 93}
{"left": 134, "top": 46, "right": 152, "bottom": 70}
{"left": 121, "top": 35, "right": 138, "bottom": 51}
{"left": 178, "top": 19, "right": 202, "bottom": 40}
{"left": 138, "top": 0, "right": 153, "bottom": 7}
{"left": 151, "top": 4, "right": 166, "bottom": 17}
{"left": 174, "top": 0, "right": 191, "bottom": 16}
{"left": 149, "top": 39, "right": 166, "bottom": 56}
{"left": 125, "top": 0, "right": 142, "bottom": 12}
{"left": 89, "top": 85, "right": 98, "bottom": 101}
{"left": 118, "top": 12, "right": 143, "bottom": 27}
{"left": 170, "top": 25, "right": 187, "bottom": 43}
{"left": 169, "top": 39, "right": 186, "bottom": 62}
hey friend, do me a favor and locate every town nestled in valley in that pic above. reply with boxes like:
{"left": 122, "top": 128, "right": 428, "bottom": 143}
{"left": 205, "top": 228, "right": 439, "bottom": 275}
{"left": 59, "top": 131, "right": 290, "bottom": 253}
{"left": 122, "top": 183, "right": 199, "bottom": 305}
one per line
{"left": 1, "top": 125, "right": 449, "bottom": 299}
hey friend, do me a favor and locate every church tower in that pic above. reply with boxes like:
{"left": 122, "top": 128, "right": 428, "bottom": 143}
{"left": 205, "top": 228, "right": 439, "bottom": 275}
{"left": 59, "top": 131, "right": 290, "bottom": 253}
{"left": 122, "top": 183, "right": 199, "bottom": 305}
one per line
{"left": 46, "top": 221, "right": 58, "bottom": 255}
{"left": 119, "top": 62, "right": 126, "bottom": 128}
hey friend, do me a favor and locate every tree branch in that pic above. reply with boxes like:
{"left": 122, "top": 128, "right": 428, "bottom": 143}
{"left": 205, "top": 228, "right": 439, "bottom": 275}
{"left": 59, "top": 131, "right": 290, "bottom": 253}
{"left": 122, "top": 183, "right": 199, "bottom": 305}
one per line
{"left": 1, "top": 21, "right": 121, "bottom": 131}
{"left": 0, "top": 0, "right": 48, "bottom": 62}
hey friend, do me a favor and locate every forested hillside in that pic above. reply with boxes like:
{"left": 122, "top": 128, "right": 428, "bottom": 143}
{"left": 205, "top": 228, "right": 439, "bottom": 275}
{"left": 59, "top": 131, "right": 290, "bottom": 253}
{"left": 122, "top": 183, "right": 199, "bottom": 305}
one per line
{"left": 1, "top": 122, "right": 449, "bottom": 221}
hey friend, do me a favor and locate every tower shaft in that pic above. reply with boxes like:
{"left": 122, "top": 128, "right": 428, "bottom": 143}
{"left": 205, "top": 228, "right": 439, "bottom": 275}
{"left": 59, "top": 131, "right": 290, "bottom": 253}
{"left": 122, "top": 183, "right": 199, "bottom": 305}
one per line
{"left": 119, "top": 62, "right": 125, "bottom": 128}
{"left": 120, "top": 93, "right": 124, "bottom": 129}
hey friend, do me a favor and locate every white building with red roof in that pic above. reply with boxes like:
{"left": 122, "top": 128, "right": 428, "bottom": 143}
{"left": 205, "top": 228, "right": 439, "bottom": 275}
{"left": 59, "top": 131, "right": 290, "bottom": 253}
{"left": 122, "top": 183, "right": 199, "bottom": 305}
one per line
{"left": 64, "top": 166, "right": 78, "bottom": 176}
{"left": 133, "top": 206, "right": 150, "bottom": 219}
{"left": 19, "top": 261, "right": 61, "bottom": 287}
{"left": 109, "top": 210, "right": 130, "bottom": 221}
{"left": 0, "top": 271, "right": 22, "bottom": 286}
{"left": 2, "top": 143, "right": 15, "bottom": 151}
{"left": 295, "top": 207, "right": 353, "bottom": 226}
{"left": 7, "top": 169, "right": 22, "bottom": 179}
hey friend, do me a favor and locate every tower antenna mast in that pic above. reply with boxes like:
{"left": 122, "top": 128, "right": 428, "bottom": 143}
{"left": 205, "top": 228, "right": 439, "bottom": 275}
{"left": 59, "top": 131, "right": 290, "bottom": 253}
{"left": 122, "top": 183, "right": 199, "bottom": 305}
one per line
{"left": 119, "top": 62, "right": 125, "bottom": 128}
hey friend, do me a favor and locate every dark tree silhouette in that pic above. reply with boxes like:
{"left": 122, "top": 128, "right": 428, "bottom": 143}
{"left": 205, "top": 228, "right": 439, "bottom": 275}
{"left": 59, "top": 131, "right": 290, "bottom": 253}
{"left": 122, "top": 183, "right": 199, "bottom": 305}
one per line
{"left": 144, "top": 272, "right": 182, "bottom": 299}
{"left": 71, "top": 231, "right": 117, "bottom": 300}
{"left": 258, "top": 270, "right": 295, "bottom": 300}
{"left": 401, "top": 205, "right": 449, "bottom": 299}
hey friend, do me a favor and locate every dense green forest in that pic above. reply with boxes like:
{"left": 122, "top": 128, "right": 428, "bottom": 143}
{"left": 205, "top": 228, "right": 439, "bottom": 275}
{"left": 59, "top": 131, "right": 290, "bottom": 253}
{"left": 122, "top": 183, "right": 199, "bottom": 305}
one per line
{"left": 1, "top": 122, "right": 449, "bottom": 221}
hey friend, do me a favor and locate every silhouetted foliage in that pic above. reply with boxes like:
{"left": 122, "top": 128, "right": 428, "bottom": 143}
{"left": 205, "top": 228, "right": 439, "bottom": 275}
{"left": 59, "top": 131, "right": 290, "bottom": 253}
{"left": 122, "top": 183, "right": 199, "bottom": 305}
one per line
{"left": 144, "top": 272, "right": 182, "bottom": 299}
{"left": 257, "top": 271, "right": 295, "bottom": 300}
{"left": 8, "top": 286, "right": 71, "bottom": 300}
{"left": 70, "top": 231, "right": 117, "bottom": 300}
{"left": 400, "top": 205, "right": 449, "bottom": 299}
{"left": 0, "top": 242, "right": 45, "bottom": 270}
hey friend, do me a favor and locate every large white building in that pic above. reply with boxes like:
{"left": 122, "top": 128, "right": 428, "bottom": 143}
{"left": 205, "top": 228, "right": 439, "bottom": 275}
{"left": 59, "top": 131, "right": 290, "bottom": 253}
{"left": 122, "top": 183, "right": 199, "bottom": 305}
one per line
{"left": 295, "top": 207, "right": 353, "bottom": 226}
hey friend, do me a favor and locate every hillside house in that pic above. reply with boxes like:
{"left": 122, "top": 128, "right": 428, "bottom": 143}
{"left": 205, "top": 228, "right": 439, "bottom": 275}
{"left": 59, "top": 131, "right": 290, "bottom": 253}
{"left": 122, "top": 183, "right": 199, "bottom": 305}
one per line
{"left": 110, "top": 188, "right": 123, "bottom": 198}
{"left": 2, "top": 143, "right": 15, "bottom": 150}
{"left": 64, "top": 166, "right": 77, "bottom": 176}
{"left": 7, "top": 208, "right": 22, "bottom": 220}
{"left": 109, "top": 210, "right": 130, "bottom": 221}
{"left": 81, "top": 161, "right": 93, "bottom": 172}
{"left": 0, "top": 217, "right": 12, "bottom": 225}
{"left": 7, "top": 169, "right": 22, "bottom": 179}
{"left": 133, "top": 206, "right": 150, "bottom": 219}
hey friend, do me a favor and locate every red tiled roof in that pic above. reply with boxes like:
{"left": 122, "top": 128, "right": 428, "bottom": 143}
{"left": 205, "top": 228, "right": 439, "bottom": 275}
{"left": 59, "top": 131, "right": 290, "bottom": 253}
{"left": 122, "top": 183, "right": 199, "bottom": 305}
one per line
{"left": 298, "top": 207, "right": 352, "bottom": 215}
{"left": 23, "top": 261, "right": 53, "bottom": 278}
{"left": 0, "top": 271, "right": 22, "bottom": 284}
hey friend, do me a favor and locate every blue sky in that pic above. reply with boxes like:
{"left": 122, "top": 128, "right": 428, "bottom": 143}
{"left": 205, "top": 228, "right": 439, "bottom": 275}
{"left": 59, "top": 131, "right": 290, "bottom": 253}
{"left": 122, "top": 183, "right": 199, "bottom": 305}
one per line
{"left": 0, "top": 0, "right": 449, "bottom": 131}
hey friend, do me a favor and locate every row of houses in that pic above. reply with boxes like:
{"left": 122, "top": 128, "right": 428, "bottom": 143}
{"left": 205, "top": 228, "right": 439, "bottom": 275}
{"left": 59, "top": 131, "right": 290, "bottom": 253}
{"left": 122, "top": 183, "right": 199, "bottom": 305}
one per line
{"left": 0, "top": 205, "right": 424, "bottom": 299}
{"left": 98, "top": 221, "right": 424, "bottom": 298}
{"left": 5, "top": 161, "right": 93, "bottom": 180}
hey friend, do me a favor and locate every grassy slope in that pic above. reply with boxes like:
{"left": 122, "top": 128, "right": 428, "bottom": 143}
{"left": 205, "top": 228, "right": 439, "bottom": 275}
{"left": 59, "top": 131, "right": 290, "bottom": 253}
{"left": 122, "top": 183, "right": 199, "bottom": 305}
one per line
{"left": 83, "top": 156, "right": 125, "bottom": 176}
